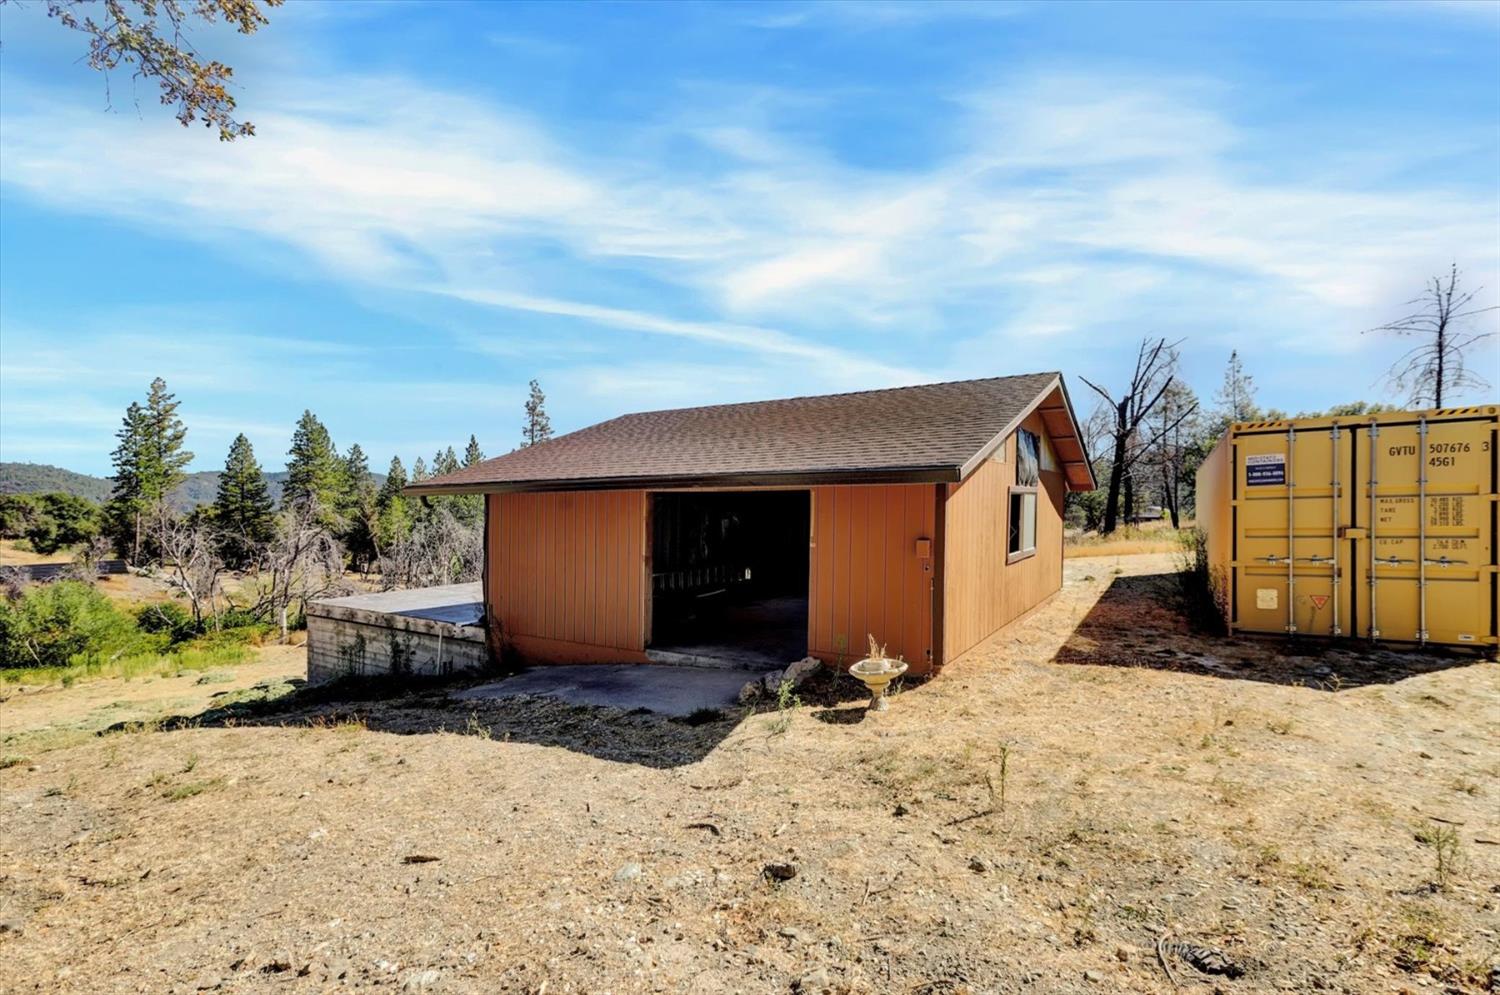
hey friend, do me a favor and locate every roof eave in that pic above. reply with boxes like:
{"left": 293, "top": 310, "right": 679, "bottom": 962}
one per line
{"left": 404, "top": 464, "right": 964, "bottom": 497}
{"left": 1052, "top": 375, "right": 1098, "bottom": 492}
{"left": 954, "top": 373, "right": 1096, "bottom": 492}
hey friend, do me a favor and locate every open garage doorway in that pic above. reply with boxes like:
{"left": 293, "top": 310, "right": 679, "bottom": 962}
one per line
{"left": 648, "top": 490, "right": 810, "bottom": 668}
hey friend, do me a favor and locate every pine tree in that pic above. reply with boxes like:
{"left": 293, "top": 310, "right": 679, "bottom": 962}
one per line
{"left": 432, "top": 446, "right": 461, "bottom": 477}
{"left": 377, "top": 494, "right": 413, "bottom": 551}
{"left": 212, "top": 434, "right": 276, "bottom": 568}
{"left": 105, "top": 402, "right": 148, "bottom": 560}
{"left": 339, "top": 443, "right": 380, "bottom": 569}
{"left": 463, "top": 435, "right": 485, "bottom": 467}
{"left": 341, "top": 443, "right": 371, "bottom": 506}
{"left": 419, "top": 447, "right": 462, "bottom": 525}
{"left": 1212, "top": 351, "right": 1260, "bottom": 427}
{"left": 379, "top": 456, "right": 409, "bottom": 507}
{"left": 104, "top": 379, "right": 192, "bottom": 561}
{"left": 449, "top": 436, "right": 487, "bottom": 525}
{"left": 411, "top": 456, "right": 428, "bottom": 482}
{"left": 374, "top": 456, "right": 413, "bottom": 549}
{"left": 338, "top": 443, "right": 372, "bottom": 524}
{"left": 141, "top": 378, "right": 193, "bottom": 496}
{"left": 283, "top": 410, "right": 343, "bottom": 519}
{"left": 521, "top": 379, "right": 553, "bottom": 447}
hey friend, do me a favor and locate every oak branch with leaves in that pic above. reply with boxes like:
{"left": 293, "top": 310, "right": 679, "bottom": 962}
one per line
{"left": 32, "top": 0, "right": 280, "bottom": 140}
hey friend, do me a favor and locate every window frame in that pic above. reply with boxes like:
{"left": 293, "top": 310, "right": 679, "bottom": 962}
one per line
{"left": 1006, "top": 485, "right": 1038, "bottom": 563}
{"left": 1007, "top": 428, "right": 1041, "bottom": 564}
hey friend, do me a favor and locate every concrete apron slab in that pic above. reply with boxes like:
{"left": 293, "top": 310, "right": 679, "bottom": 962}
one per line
{"left": 453, "top": 664, "right": 770, "bottom": 718}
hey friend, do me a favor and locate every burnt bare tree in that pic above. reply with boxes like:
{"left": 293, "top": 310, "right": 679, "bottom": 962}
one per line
{"left": 1081, "top": 338, "right": 1195, "bottom": 534}
{"left": 1367, "top": 264, "right": 1497, "bottom": 408}
{"left": 242, "top": 500, "right": 347, "bottom": 640}
{"left": 377, "top": 506, "right": 482, "bottom": 591}
{"left": 155, "top": 516, "right": 226, "bottom": 629}
{"left": 1144, "top": 378, "right": 1201, "bottom": 529}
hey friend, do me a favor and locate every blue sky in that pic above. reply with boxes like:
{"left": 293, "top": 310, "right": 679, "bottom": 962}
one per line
{"left": 2, "top": 0, "right": 1497, "bottom": 476}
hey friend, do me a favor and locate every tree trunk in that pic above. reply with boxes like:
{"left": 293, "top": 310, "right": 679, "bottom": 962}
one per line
{"left": 1101, "top": 427, "right": 1128, "bottom": 534}
{"left": 1161, "top": 460, "right": 1180, "bottom": 529}
{"left": 1435, "top": 320, "right": 1445, "bottom": 407}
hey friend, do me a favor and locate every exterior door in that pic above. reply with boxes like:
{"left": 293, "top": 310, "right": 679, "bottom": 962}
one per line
{"left": 1349, "top": 416, "right": 1495, "bottom": 647}
{"left": 1233, "top": 426, "right": 1350, "bottom": 637}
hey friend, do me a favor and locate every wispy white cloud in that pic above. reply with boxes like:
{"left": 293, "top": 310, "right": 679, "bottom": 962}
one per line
{"left": 1, "top": 58, "right": 1496, "bottom": 431}
{"left": 441, "top": 286, "right": 920, "bottom": 387}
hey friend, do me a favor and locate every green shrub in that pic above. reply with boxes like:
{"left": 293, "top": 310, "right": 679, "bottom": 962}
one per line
{"left": 136, "top": 601, "right": 197, "bottom": 642}
{"left": 192, "top": 624, "right": 274, "bottom": 650}
{"left": 0, "top": 581, "right": 153, "bottom": 668}
{"left": 214, "top": 607, "right": 265, "bottom": 631}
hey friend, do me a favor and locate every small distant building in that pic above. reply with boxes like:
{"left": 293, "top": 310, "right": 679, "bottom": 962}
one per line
{"left": 311, "top": 372, "right": 1094, "bottom": 682}
{"left": 1126, "top": 505, "right": 1166, "bottom": 524}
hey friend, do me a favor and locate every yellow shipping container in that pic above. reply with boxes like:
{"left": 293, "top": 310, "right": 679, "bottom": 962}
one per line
{"left": 1196, "top": 405, "right": 1498, "bottom": 655}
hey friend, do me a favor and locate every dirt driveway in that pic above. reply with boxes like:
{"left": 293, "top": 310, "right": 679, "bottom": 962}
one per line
{"left": 2, "top": 553, "right": 1496, "bottom": 994}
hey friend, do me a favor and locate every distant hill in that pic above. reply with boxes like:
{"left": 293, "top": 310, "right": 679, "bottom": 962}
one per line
{"left": 0, "top": 463, "right": 114, "bottom": 504}
{"left": 0, "top": 463, "right": 384, "bottom": 512}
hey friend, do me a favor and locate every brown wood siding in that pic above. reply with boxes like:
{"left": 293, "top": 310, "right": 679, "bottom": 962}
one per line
{"left": 486, "top": 490, "right": 649, "bottom": 663}
{"left": 941, "top": 411, "right": 1067, "bottom": 664}
{"left": 808, "top": 483, "right": 937, "bottom": 674}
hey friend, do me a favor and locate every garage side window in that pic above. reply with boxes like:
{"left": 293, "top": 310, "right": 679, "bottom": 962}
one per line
{"left": 1008, "top": 429, "right": 1039, "bottom": 562}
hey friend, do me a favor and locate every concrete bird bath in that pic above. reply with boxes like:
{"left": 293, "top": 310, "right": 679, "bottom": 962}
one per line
{"left": 848, "top": 637, "right": 907, "bottom": 712}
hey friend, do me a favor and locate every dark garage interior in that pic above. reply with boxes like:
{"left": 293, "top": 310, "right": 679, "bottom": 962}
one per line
{"left": 648, "top": 490, "right": 810, "bottom": 667}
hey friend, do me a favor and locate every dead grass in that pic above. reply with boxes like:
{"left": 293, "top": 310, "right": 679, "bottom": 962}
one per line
{"left": 1, "top": 554, "right": 1495, "bottom": 994}
{"left": 0, "top": 644, "right": 305, "bottom": 760}
{"left": 0, "top": 539, "right": 73, "bottom": 566}
{"left": 1064, "top": 520, "right": 1189, "bottom": 558}
{"left": 1065, "top": 536, "right": 1183, "bottom": 558}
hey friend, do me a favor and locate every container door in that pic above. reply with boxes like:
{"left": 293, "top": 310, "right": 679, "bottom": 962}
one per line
{"left": 1232, "top": 427, "right": 1348, "bottom": 636}
{"left": 1350, "top": 417, "right": 1494, "bottom": 646}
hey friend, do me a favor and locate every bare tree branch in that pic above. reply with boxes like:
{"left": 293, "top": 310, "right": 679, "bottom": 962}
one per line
{"left": 1366, "top": 263, "right": 1498, "bottom": 407}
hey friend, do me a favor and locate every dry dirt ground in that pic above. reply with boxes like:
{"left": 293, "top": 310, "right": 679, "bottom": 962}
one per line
{"left": 2, "top": 554, "right": 1497, "bottom": 995}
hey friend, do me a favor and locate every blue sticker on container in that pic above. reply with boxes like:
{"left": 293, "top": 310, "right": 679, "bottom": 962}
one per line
{"left": 1246, "top": 453, "right": 1286, "bottom": 486}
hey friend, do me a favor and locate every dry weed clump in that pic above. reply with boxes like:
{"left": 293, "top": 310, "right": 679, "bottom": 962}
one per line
{"left": 1413, "top": 822, "right": 1464, "bottom": 891}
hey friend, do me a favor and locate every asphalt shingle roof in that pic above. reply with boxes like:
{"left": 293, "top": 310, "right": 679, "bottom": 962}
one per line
{"left": 409, "top": 372, "right": 1090, "bottom": 494}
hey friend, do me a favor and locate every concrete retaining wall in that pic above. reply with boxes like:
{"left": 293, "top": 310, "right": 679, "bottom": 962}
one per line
{"left": 306, "top": 596, "right": 489, "bottom": 685}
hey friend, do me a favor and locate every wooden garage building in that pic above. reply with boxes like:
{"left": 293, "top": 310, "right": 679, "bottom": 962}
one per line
{"left": 409, "top": 372, "right": 1095, "bottom": 675}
